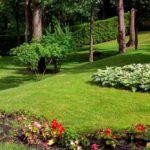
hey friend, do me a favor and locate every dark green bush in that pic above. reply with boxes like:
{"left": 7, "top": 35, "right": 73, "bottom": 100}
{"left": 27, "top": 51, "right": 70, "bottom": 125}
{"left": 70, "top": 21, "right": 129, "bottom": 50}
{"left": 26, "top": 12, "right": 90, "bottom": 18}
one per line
{"left": 11, "top": 23, "right": 75, "bottom": 72}
{"left": 71, "top": 13, "right": 130, "bottom": 46}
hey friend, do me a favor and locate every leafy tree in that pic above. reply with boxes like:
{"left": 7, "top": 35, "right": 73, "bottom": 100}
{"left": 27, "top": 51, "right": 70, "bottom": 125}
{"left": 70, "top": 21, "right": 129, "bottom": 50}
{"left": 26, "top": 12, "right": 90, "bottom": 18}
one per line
{"left": 76, "top": 0, "right": 103, "bottom": 62}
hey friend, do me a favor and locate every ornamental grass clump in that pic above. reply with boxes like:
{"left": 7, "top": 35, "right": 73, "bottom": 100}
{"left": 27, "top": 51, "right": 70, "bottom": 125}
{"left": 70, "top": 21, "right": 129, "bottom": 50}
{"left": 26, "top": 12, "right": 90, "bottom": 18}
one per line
{"left": 92, "top": 64, "right": 150, "bottom": 92}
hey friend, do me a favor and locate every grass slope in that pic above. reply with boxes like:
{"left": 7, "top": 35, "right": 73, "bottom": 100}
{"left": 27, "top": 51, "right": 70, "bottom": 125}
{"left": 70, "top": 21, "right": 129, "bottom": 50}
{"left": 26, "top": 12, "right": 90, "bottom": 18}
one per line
{"left": 0, "top": 32, "right": 150, "bottom": 133}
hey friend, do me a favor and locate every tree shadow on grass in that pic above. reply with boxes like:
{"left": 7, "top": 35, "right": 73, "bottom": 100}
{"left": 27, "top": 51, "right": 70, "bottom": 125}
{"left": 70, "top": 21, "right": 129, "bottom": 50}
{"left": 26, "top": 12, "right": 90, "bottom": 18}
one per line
{"left": 0, "top": 75, "right": 34, "bottom": 91}
{"left": 0, "top": 56, "right": 35, "bottom": 91}
{"left": 65, "top": 53, "right": 150, "bottom": 74}
{"left": 65, "top": 49, "right": 118, "bottom": 63}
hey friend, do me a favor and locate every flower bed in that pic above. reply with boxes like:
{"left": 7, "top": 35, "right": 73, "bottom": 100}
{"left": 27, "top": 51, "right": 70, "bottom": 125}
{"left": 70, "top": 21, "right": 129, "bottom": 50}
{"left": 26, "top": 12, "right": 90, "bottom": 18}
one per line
{"left": 0, "top": 111, "right": 150, "bottom": 149}
{"left": 92, "top": 64, "right": 150, "bottom": 92}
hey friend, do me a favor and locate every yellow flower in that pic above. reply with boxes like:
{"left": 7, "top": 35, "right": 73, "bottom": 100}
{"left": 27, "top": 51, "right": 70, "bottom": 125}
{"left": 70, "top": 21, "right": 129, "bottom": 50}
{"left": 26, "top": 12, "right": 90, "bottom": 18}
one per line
{"left": 48, "top": 139, "right": 56, "bottom": 146}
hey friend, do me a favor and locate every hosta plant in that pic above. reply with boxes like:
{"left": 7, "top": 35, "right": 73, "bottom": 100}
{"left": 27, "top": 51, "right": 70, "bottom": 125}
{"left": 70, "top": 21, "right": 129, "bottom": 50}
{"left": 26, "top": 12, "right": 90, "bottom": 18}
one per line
{"left": 92, "top": 64, "right": 150, "bottom": 92}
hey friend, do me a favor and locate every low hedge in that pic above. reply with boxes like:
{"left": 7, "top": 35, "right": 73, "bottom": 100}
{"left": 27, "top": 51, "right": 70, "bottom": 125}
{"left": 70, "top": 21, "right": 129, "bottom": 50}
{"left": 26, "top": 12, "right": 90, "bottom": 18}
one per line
{"left": 71, "top": 13, "right": 130, "bottom": 46}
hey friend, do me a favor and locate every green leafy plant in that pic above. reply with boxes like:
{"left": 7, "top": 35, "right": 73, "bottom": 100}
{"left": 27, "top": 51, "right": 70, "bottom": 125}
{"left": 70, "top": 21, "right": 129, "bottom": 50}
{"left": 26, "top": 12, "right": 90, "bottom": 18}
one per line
{"left": 92, "top": 64, "right": 150, "bottom": 92}
{"left": 11, "top": 22, "right": 75, "bottom": 73}
{"left": 96, "top": 128, "right": 118, "bottom": 149}
{"left": 58, "top": 128, "right": 79, "bottom": 149}
{"left": 126, "top": 124, "right": 150, "bottom": 147}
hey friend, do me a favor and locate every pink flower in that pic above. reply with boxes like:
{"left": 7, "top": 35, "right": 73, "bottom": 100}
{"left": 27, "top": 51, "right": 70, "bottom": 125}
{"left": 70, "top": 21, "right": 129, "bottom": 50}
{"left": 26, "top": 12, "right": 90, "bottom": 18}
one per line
{"left": 33, "top": 121, "right": 42, "bottom": 129}
{"left": 113, "top": 135, "right": 117, "bottom": 139}
{"left": 42, "top": 142, "right": 48, "bottom": 149}
{"left": 91, "top": 143, "right": 98, "bottom": 150}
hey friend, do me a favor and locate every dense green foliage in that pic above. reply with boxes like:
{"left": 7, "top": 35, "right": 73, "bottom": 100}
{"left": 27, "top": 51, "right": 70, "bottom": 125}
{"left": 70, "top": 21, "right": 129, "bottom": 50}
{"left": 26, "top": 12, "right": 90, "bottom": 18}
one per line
{"left": 92, "top": 64, "right": 150, "bottom": 92}
{"left": 72, "top": 13, "right": 130, "bottom": 46}
{"left": 12, "top": 24, "right": 75, "bottom": 72}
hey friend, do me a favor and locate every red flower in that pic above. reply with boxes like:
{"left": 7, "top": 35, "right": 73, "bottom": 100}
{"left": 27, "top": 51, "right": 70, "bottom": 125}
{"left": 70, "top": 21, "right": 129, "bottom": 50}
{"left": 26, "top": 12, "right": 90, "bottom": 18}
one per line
{"left": 51, "top": 119, "right": 65, "bottom": 135}
{"left": 58, "top": 126, "right": 65, "bottom": 134}
{"left": 91, "top": 143, "right": 98, "bottom": 150}
{"left": 124, "top": 130, "right": 128, "bottom": 134}
{"left": 105, "top": 128, "right": 111, "bottom": 135}
{"left": 135, "top": 124, "right": 145, "bottom": 132}
{"left": 51, "top": 119, "right": 59, "bottom": 129}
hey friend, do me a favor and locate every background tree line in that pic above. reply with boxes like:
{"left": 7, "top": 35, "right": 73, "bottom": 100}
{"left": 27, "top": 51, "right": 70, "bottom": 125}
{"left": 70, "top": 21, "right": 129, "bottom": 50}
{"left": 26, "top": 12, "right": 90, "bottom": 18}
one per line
{"left": 0, "top": 0, "right": 149, "bottom": 66}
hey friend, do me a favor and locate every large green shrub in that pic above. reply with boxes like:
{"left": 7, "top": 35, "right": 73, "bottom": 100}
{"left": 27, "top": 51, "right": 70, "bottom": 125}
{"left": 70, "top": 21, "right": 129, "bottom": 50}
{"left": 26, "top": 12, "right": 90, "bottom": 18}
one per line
{"left": 92, "top": 64, "right": 150, "bottom": 92}
{"left": 71, "top": 13, "right": 130, "bottom": 46}
{"left": 11, "top": 23, "right": 75, "bottom": 72}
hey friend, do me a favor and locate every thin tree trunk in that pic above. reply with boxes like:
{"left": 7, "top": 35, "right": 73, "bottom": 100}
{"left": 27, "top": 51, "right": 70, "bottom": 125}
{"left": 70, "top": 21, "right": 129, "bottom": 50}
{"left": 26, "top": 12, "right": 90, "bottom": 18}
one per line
{"left": 135, "top": 26, "right": 138, "bottom": 49}
{"left": 3, "top": 15, "right": 8, "bottom": 34}
{"left": 89, "top": 8, "right": 94, "bottom": 63}
{"left": 32, "top": 0, "right": 45, "bottom": 73}
{"left": 25, "top": 0, "right": 29, "bottom": 42}
{"left": 117, "top": 0, "right": 126, "bottom": 53}
{"left": 28, "top": 0, "right": 32, "bottom": 41}
{"left": 32, "top": 0, "right": 42, "bottom": 39}
{"left": 15, "top": 0, "right": 20, "bottom": 45}
{"left": 127, "top": 8, "right": 136, "bottom": 48}
{"left": 102, "top": 6, "right": 106, "bottom": 19}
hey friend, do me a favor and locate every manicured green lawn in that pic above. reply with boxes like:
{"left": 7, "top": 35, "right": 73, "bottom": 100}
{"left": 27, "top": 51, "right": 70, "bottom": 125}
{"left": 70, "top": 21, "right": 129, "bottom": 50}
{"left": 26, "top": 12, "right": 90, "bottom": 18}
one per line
{"left": 0, "top": 32, "right": 150, "bottom": 133}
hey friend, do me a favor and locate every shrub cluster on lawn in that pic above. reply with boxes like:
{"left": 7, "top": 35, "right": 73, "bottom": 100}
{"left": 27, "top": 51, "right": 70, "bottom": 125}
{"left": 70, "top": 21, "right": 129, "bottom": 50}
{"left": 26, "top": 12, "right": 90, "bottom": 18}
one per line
{"left": 11, "top": 22, "right": 75, "bottom": 73}
{"left": 92, "top": 64, "right": 150, "bottom": 92}
{"left": 0, "top": 111, "right": 150, "bottom": 150}
{"left": 71, "top": 13, "right": 129, "bottom": 46}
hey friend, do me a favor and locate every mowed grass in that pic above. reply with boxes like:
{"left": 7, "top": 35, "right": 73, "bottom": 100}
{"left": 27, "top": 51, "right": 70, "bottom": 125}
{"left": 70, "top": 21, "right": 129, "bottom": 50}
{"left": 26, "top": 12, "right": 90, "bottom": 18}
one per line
{"left": 0, "top": 32, "right": 150, "bottom": 133}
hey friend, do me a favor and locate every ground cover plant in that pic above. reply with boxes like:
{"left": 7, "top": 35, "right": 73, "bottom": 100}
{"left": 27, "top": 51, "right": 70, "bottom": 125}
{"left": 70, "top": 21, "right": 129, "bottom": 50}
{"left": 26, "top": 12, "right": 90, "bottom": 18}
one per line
{"left": 92, "top": 64, "right": 150, "bottom": 92}
{"left": 0, "top": 32, "right": 150, "bottom": 134}
{"left": 0, "top": 111, "right": 150, "bottom": 150}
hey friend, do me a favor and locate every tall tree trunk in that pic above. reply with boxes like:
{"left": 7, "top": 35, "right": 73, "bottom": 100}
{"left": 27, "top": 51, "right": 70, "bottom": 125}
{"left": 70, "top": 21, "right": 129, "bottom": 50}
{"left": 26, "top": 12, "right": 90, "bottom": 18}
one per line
{"left": 3, "top": 15, "right": 8, "bottom": 34}
{"left": 32, "top": 0, "right": 42, "bottom": 39}
{"left": 89, "top": 8, "right": 94, "bottom": 63}
{"left": 28, "top": 0, "right": 32, "bottom": 41}
{"left": 15, "top": 0, "right": 20, "bottom": 46}
{"left": 135, "top": 26, "right": 138, "bottom": 49}
{"left": 32, "top": 0, "right": 45, "bottom": 73}
{"left": 25, "top": 0, "right": 29, "bottom": 42}
{"left": 117, "top": 0, "right": 126, "bottom": 53}
{"left": 102, "top": 5, "right": 106, "bottom": 19}
{"left": 127, "top": 8, "right": 136, "bottom": 48}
